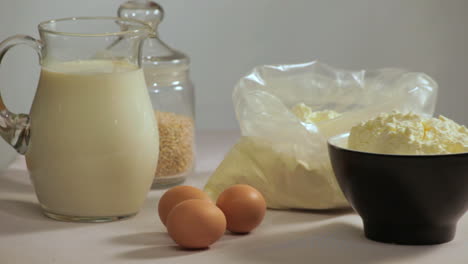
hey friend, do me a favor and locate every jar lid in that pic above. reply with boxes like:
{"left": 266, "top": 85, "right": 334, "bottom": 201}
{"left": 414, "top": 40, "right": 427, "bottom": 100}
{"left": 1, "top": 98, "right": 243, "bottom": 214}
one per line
{"left": 118, "top": 0, "right": 190, "bottom": 68}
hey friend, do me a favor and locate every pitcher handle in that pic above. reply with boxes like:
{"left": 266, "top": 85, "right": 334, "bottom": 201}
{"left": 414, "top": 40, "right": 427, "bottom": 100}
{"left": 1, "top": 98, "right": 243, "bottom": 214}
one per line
{"left": 0, "top": 35, "right": 42, "bottom": 154}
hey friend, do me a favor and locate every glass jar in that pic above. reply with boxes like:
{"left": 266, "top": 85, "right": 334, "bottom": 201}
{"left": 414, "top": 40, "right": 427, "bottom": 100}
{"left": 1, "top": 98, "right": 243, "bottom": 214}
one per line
{"left": 118, "top": 0, "right": 195, "bottom": 188}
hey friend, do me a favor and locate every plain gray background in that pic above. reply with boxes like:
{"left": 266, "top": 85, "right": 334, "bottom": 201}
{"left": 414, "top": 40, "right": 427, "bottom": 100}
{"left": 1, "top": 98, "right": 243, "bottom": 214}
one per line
{"left": 0, "top": 0, "right": 467, "bottom": 168}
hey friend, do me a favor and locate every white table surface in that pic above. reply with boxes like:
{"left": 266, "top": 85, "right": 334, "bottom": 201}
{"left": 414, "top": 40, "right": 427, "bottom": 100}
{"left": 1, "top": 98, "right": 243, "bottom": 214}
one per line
{"left": 0, "top": 130, "right": 467, "bottom": 264}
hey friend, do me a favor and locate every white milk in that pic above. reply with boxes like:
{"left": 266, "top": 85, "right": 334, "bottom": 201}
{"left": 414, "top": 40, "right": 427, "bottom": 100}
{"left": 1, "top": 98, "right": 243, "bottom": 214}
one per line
{"left": 26, "top": 60, "right": 159, "bottom": 218}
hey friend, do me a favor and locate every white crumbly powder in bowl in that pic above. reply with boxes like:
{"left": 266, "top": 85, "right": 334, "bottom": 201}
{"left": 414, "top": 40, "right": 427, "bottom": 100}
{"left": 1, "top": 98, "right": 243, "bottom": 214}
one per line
{"left": 348, "top": 111, "right": 468, "bottom": 155}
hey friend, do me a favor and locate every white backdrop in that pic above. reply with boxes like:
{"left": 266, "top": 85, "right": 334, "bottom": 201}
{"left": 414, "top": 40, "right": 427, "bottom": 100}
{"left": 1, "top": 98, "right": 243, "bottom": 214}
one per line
{"left": 1, "top": 0, "right": 468, "bottom": 168}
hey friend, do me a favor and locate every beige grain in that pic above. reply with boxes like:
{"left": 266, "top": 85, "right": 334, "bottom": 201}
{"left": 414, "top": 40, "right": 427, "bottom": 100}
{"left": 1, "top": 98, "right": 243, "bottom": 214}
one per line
{"left": 155, "top": 111, "right": 194, "bottom": 177}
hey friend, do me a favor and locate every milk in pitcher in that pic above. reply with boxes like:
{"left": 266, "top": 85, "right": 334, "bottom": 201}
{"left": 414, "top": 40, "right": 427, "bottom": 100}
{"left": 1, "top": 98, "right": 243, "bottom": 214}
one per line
{"left": 26, "top": 60, "right": 159, "bottom": 218}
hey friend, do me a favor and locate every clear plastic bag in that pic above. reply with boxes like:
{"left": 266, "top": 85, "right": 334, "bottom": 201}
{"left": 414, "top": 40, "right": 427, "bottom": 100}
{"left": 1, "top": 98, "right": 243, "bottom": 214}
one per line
{"left": 205, "top": 61, "right": 438, "bottom": 209}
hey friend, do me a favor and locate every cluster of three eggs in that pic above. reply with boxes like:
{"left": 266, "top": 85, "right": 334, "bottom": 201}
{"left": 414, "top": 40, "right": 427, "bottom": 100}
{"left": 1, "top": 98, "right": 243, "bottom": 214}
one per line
{"left": 158, "top": 184, "right": 266, "bottom": 249}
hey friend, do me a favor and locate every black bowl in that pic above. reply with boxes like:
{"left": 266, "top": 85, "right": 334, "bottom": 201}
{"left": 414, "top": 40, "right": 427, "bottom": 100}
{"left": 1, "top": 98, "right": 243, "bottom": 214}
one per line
{"left": 328, "top": 133, "right": 468, "bottom": 245}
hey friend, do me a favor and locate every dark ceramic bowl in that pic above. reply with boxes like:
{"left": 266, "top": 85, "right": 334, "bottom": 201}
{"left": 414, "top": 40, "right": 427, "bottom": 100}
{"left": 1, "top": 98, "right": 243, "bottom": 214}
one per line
{"left": 328, "top": 133, "right": 468, "bottom": 245}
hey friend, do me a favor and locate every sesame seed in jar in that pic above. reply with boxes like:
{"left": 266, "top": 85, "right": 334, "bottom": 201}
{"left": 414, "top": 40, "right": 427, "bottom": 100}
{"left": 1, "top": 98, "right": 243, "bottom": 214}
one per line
{"left": 155, "top": 111, "right": 195, "bottom": 178}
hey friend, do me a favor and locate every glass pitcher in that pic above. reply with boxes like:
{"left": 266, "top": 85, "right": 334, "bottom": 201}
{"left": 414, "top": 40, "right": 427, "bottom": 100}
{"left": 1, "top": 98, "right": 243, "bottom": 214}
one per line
{"left": 0, "top": 17, "right": 159, "bottom": 222}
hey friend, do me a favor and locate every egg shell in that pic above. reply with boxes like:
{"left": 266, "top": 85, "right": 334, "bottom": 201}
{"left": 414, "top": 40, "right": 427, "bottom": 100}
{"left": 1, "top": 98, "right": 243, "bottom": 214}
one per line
{"left": 166, "top": 199, "right": 226, "bottom": 249}
{"left": 216, "top": 184, "right": 266, "bottom": 233}
{"left": 158, "top": 185, "right": 211, "bottom": 225}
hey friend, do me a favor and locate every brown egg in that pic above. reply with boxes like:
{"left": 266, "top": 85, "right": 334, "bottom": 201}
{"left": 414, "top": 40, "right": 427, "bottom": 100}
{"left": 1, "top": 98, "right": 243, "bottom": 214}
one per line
{"left": 158, "top": 185, "right": 211, "bottom": 225}
{"left": 216, "top": 184, "right": 266, "bottom": 233}
{"left": 166, "top": 199, "right": 226, "bottom": 249}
